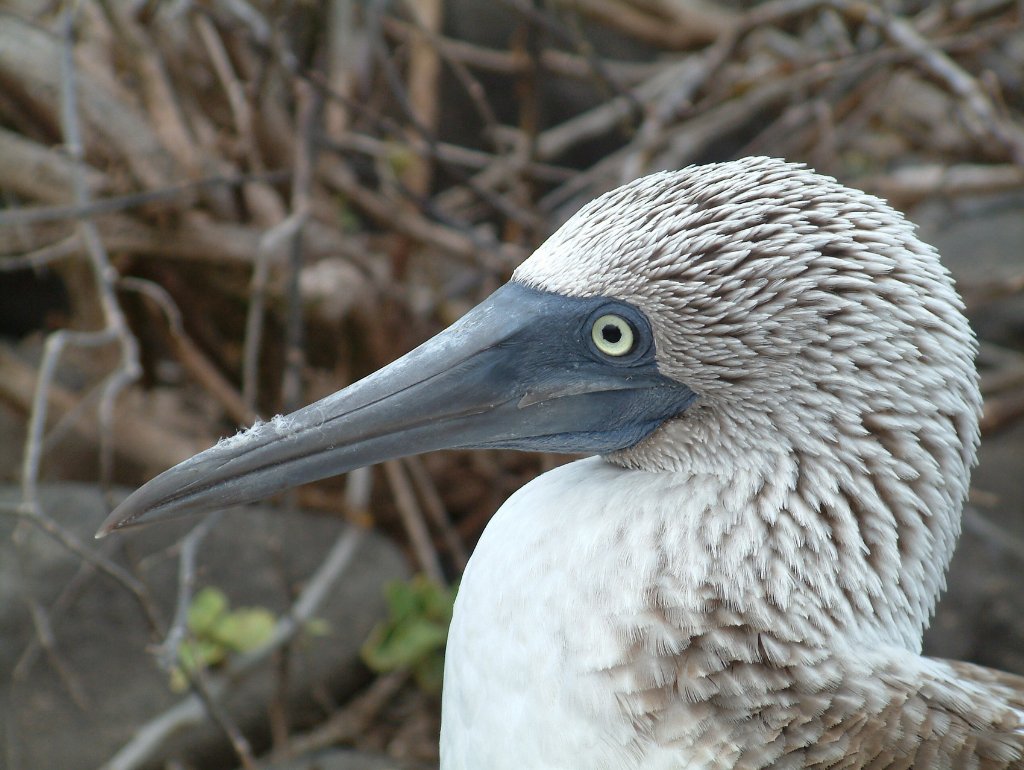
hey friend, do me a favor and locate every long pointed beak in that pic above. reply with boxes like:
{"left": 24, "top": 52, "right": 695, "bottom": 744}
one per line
{"left": 98, "top": 283, "right": 695, "bottom": 536}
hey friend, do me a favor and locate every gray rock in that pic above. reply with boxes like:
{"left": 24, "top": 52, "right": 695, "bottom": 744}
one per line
{"left": 0, "top": 484, "right": 409, "bottom": 770}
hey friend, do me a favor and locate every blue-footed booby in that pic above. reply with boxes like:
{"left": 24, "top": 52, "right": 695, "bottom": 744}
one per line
{"left": 101, "top": 156, "right": 1024, "bottom": 768}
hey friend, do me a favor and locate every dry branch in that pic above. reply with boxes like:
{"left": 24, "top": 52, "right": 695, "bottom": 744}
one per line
{"left": 861, "top": 163, "right": 1024, "bottom": 205}
{"left": 0, "top": 16, "right": 180, "bottom": 190}
{"left": 564, "top": 0, "right": 738, "bottom": 49}
{"left": 0, "top": 343, "right": 208, "bottom": 474}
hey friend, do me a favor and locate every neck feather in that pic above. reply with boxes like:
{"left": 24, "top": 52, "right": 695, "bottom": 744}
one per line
{"left": 607, "top": 397, "right": 968, "bottom": 655}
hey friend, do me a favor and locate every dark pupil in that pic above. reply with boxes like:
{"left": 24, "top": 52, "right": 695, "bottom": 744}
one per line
{"left": 601, "top": 324, "right": 622, "bottom": 344}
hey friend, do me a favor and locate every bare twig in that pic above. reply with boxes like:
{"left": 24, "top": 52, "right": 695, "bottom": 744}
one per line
{"left": 196, "top": 13, "right": 260, "bottom": 170}
{"left": 322, "top": 131, "right": 574, "bottom": 182}
{"left": 57, "top": 6, "right": 143, "bottom": 490}
{"left": 980, "top": 388, "right": 1024, "bottom": 435}
{"left": 405, "top": 456, "right": 468, "bottom": 570}
{"left": 269, "top": 671, "right": 409, "bottom": 760}
{"left": 0, "top": 234, "right": 81, "bottom": 272}
{"left": 501, "top": 0, "right": 643, "bottom": 111}
{"left": 384, "top": 459, "right": 446, "bottom": 584}
{"left": 0, "top": 342, "right": 208, "bottom": 473}
{"left": 280, "top": 80, "right": 318, "bottom": 414}
{"left": 3, "top": 11, "right": 166, "bottom": 733}
{"left": 0, "top": 14, "right": 178, "bottom": 190}
{"left": 323, "top": 0, "right": 365, "bottom": 136}
{"left": 24, "top": 597, "right": 90, "bottom": 710}
{"left": 20, "top": 330, "right": 117, "bottom": 503}
{"left": 365, "top": 7, "right": 545, "bottom": 232}
{"left": 1, "top": 498, "right": 164, "bottom": 634}
{"left": 154, "top": 513, "right": 224, "bottom": 674}
{"left": 532, "top": 53, "right": 696, "bottom": 162}
{"left": 860, "top": 163, "right": 1024, "bottom": 205}
{"left": 0, "top": 124, "right": 107, "bottom": 204}
{"left": 14, "top": 558, "right": 100, "bottom": 681}
{"left": 100, "top": 525, "right": 367, "bottom": 770}
{"left": 381, "top": 15, "right": 660, "bottom": 82}
{"left": 400, "top": 0, "right": 445, "bottom": 196}
{"left": 0, "top": 170, "right": 290, "bottom": 228}
{"left": 562, "top": 0, "right": 736, "bottom": 49}
{"left": 119, "top": 277, "right": 257, "bottom": 426}
{"left": 318, "top": 156, "right": 524, "bottom": 270}
{"left": 833, "top": 0, "right": 1024, "bottom": 163}
{"left": 189, "top": 665, "right": 258, "bottom": 770}
{"left": 382, "top": 17, "right": 503, "bottom": 152}
{"left": 242, "top": 212, "right": 300, "bottom": 413}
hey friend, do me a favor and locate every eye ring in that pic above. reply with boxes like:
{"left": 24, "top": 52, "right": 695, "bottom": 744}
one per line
{"left": 591, "top": 314, "right": 635, "bottom": 357}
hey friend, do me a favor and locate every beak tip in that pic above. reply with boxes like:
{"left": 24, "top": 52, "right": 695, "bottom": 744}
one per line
{"left": 96, "top": 503, "right": 139, "bottom": 538}
{"left": 95, "top": 517, "right": 120, "bottom": 539}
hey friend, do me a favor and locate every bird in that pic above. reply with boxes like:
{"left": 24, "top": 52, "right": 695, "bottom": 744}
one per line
{"left": 100, "top": 156, "right": 1024, "bottom": 769}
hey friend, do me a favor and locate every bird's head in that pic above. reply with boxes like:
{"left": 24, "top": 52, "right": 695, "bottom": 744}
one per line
{"left": 517, "top": 157, "right": 980, "bottom": 480}
{"left": 100, "top": 157, "right": 980, "bottom": 556}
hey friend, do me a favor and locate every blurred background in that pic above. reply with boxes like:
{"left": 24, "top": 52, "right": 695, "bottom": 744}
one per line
{"left": 1, "top": 1, "right": 1023, "bottom": 768}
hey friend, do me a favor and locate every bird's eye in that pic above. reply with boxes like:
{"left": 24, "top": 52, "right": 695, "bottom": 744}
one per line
{"left": 591, "top": 314, "right": 635, "bottom": 357}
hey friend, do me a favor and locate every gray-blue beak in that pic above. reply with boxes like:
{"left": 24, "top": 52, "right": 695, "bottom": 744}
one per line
{"left": 98, "top": 283, "right": 696, "bottom": 536}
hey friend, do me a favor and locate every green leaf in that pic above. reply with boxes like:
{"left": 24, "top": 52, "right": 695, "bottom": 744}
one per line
{"left": 169, "top": 586, "right": 283, "bottom": 693}
{"left": 187, "top": 587, "right": 228, "bottom": 634}
{"left": 384, "top": 580, "right": 420, "bottom": 623}
{"left": 361, "top": 575, "right": 458, "bottom": 694}
{"left": 179, "top": 638, "right": 226, "bottom": 671}
{"left": 363, "top": 617, "right": 448, "bottom": 671}
{"left": 212, "top": 607, "right": 276, "bottom": 652}
{"left": 173, "top": 638, "right": 227, "bottom": 691}
{"left": 421, "top": 580, "right": 457, "bottom": 622}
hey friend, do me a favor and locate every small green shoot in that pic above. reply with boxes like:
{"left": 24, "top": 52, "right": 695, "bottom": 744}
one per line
{"left": 361, "top": 575, "right": 458, "bottom": 694}
{"left": 170, "top": 587, "right": 276, "bottom": 692}
{"left": 384, "top": 141, "right": 416, "bottom": 176}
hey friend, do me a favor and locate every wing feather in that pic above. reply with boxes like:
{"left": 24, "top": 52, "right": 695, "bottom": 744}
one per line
{"left": 618, "top": 636, "right": 1024, "bottom": 768}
